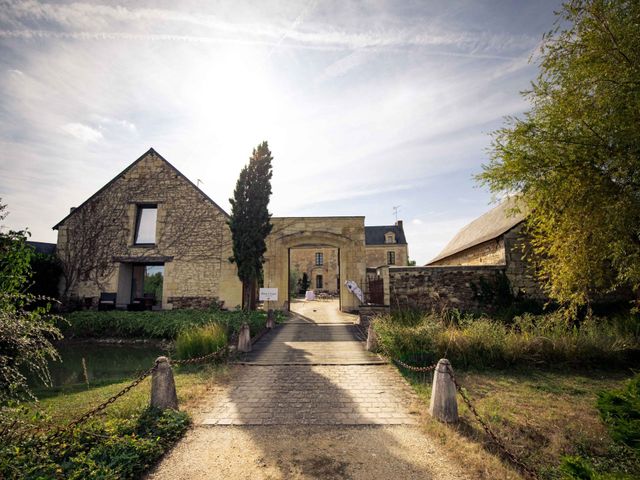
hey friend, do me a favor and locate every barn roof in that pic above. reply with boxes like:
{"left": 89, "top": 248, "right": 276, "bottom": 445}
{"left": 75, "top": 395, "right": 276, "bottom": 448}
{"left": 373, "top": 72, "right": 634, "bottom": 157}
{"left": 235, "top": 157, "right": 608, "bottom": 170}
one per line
{"left": 427, "top": 197, "right": 526, "bottom": 264}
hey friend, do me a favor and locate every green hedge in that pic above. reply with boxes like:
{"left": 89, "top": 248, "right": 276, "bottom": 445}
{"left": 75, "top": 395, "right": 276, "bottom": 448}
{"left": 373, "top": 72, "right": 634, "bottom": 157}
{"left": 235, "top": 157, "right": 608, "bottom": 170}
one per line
{"left": 61, "top": 309, "right": 278, "bottom": 340}
{"left": 0, "top": 408, "right": 189, "bottom": 479}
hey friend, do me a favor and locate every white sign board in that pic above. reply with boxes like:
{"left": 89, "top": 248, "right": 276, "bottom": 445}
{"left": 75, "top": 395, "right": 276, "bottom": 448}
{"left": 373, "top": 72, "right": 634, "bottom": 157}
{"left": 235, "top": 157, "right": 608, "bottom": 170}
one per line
{"left": 259, "top": 288, "right": 278, "bottom": 302}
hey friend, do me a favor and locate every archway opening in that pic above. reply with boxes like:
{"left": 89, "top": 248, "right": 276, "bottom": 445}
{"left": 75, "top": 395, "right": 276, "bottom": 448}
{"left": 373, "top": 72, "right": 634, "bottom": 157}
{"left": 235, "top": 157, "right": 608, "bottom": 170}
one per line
{"left": 288, "top": 244, "right": 341, "bottom": 312}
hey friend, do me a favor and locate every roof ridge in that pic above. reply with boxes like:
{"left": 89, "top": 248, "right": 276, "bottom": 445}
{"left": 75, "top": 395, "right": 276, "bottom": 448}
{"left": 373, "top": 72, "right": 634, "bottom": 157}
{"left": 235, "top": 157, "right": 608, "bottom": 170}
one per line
{"left": 52, "top": 148, "right": 229, "bottom": 229}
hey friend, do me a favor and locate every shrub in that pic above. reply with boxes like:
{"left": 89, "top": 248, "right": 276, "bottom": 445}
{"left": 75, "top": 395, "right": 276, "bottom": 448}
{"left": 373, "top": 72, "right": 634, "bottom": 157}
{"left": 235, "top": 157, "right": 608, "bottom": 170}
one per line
{"left": 374, "top": 311, "right": 640, "bottom": 369}
{"left": 597, "top": 374, "right": 640, "bottom": 454}
{"left": 62, "top": 308, "right": 279, "bottom": 340}
{"left": 0, "top": 407, "right": 190, "bottom": 479}
{"left": 175, "top": 323, "right": 227, "bottom": 359}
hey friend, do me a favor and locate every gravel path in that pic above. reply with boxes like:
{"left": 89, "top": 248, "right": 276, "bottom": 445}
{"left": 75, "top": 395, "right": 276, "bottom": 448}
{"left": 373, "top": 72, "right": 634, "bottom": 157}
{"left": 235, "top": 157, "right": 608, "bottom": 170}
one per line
{"left": 146, "top": 425, "right": 470, "bottom": 480}
{"left": 146, "top": 300, "right": 470, "bottom": 479}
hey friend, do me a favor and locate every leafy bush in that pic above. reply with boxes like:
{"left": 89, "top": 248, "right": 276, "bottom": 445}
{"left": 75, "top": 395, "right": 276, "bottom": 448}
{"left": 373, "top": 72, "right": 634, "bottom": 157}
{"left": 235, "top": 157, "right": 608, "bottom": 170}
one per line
{"left": 560, "top": 375, "right": 640, "bottom": 480}
{"left": 176, "top": 323, "right": 227, "bottom": 359}
{"left": 1, "top": 199, "right": 63, "bottom": 402}
{"left": 374, "top": 311, "right": 640, "bottom": 369}
{"left": 0, "top": 407, "right": 189, "bottom": 479}
{"left": 597, "top": 375, "right": 640, "bottom": 454}
{"left": 62, "top": 308, "right": 279, "bottom": 340}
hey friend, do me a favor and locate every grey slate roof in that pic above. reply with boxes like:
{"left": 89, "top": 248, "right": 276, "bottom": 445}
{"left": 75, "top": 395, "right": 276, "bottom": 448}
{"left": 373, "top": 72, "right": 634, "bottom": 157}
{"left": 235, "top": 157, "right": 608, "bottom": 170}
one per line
{"left": 26, "top": 241, "right": 56, "bottom": 255}
{"left": 365, "top": 225, "right": 407, "bottom": 245}
{"left": 427, "top": 197, "right": 526, "bottom": 264}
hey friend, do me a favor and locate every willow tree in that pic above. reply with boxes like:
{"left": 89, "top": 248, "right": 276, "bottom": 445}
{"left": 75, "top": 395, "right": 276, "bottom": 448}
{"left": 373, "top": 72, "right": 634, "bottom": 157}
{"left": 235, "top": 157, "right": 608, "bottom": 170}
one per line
{"left": 229, "top": 142, "right": 274, "bottom": 310}
{"left": 478, "top": 0, "right": 640, "bottom": 312}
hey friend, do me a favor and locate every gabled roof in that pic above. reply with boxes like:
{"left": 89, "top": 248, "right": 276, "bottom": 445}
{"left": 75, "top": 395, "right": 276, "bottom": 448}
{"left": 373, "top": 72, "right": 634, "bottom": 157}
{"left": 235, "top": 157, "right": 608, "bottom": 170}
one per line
{"left": 53, "top": 148, "right": 229, "bottom": 229}
{"left": 427, "top": 197, "right": 526, "bottom": 264}
{"left": 365, "top": 224, "right": 407, "bottom": 245}
{"left": 26, "top": 241, "right": 56, "bottom": 255}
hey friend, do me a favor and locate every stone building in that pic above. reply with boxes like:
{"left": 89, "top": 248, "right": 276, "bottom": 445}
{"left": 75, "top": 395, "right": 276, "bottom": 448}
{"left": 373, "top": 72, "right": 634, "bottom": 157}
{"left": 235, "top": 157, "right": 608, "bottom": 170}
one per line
{"left": 53, "top": 148, "right": 411, "bottom": 312}
{"left": 364, "top": 221, "right": 409, "bottom": 267}
{"left": 54, "top": 149, "right": 242, "bottom": 310}
{"left": 289, "top": 247, "right": 340, "bottom": 295}
{"left": 426, "top": 197, "right": 543, "bottom": 300}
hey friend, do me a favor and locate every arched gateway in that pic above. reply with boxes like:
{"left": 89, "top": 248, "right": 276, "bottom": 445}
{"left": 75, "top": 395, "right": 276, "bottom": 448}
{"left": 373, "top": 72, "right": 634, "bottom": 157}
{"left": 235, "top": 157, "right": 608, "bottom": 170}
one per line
{"left": 263, "top": 217, "right": 367, "bottom": 312}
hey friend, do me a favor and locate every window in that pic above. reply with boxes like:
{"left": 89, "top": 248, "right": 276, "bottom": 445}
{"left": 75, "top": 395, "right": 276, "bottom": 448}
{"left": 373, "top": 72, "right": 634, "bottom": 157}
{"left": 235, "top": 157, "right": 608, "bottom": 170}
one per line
{"left": 385, "top": 232, "right": 396, "bottom": 244}
{"left": 387, "top": 251, "right": 396, "bottom": 265}
{"left": 316, "top": 274, "right": 323, "bottom": 289}
{"left": 315, "top": 252, "right": 324, "bottom": 266}
{"left": 134, "top": 205, "right": 157, "bottom": 245}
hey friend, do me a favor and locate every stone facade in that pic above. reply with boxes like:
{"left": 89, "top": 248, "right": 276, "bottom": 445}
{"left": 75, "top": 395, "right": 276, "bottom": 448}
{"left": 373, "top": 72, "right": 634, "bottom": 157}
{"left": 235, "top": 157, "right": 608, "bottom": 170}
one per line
{"left": 386, "top": 265, "right": 508, "bottom": 312}
{"left": 364, "top": 244, "right": 409, "bottom": 268}
{"left": 264, "top": 217, "right": 367, "bottom": 312}
{"left": 55, "top": 149, "right": 242, "bottom": 309}
{"left": 289, "top": 247, "right": 339, "bottom": 295}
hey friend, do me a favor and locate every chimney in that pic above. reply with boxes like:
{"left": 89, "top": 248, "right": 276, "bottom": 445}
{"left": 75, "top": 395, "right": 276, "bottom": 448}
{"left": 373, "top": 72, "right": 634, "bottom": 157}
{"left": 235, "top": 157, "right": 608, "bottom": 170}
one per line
{"left": 395, "top": 219, "right": 403, "bottom": 230}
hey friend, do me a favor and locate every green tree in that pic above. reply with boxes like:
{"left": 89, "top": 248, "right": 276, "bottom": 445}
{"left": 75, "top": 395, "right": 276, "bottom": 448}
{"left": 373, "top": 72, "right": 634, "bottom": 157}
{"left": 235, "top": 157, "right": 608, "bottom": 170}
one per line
{"left": 478, "top": 0, "right": 640, "bottom": 312}
{"left": 0, "top": 199, "right": 62, "bottom": 402}
{"left": 228, "top": 142, "right": 274, "bottom": 310}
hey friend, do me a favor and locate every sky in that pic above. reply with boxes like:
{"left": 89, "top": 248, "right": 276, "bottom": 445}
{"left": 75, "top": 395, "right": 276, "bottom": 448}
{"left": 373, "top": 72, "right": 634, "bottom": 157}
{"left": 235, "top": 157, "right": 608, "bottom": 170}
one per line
{"left": 0, "top": 0, "right": 562, "bottom": 264}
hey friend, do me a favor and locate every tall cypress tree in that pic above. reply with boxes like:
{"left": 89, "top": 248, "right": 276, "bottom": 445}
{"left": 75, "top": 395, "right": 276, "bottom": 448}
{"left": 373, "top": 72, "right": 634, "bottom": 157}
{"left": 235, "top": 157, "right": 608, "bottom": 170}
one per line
{"left": 229, "top": 142, "right": 273, "bottom": 310}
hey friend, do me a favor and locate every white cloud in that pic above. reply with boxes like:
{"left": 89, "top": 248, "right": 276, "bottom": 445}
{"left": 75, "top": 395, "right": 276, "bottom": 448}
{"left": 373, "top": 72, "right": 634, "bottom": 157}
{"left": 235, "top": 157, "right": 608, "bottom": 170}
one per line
{"left": 411, "top": 218, "right": 423, "bottom": 225}
{"left": 61, "top": 123, "right": 103, "bottom": 143}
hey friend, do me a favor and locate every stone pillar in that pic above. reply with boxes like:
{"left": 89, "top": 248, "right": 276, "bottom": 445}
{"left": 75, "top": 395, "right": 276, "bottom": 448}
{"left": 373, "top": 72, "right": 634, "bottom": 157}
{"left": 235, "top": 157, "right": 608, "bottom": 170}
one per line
{"left": 238, "top": 322, "right": 252, "bottom": 352}
{"left": 429, "top": 359, "right": 458, "bottom": 423}
{"left": 266, "top": 309, "right": 275, "bottom": 329}
{"left": 366, "top": 323, "right": 378, "bottom": 352}
{"left": 150, "top": 356, "right": 178, "bottom": 410}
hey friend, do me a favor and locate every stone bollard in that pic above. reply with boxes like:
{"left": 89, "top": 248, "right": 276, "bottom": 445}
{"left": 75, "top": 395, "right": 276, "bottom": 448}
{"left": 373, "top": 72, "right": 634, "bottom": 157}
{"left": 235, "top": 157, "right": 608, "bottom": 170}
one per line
{"left": 266, "top": 309, "right": 275, "bottom": 329}
{"left": 150, "top": 356, "right": 178, "bottom": 410}
{"left": 237, "top": 322, "right": 252, "bottom": 352}
{"left": 366, "top": 323, "right": 378, "bottom": 351}
{"left": 429, "top": 359, "right": 458, "bottom": 423}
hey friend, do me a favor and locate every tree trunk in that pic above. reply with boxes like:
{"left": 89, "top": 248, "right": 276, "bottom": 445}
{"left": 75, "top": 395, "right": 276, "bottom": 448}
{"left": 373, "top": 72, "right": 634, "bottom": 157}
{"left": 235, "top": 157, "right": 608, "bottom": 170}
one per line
{"left": 242, "top": 279, "right": 252, "bottom": 311}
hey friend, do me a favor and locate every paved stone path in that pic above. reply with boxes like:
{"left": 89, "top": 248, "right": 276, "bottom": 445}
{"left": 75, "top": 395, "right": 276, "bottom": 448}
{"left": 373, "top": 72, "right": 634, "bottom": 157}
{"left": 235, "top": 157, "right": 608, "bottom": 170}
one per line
{"left": 148, "top": 300, "right": 471, "bottom": 479}
{"left": 199, "top": 299, "right": 420, "bottom": 426}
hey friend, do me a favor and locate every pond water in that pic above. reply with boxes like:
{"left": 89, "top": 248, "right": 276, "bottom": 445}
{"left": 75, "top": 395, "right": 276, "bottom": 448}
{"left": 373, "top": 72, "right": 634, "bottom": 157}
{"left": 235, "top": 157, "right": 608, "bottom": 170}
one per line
{"left": 30, "top": 342, "right": 169, "bottom": 390}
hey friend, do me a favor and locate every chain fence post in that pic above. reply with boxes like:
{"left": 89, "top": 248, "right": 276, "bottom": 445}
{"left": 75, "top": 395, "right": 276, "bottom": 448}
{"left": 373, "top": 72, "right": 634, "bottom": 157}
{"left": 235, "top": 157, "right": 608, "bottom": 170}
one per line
{"left": 429, "top": 358, "right": 458, "bottom": 423}
{"left": 266, "top": 309, "right": 275, "bottom": 329}
{"left": 237, "top": 322, "right": 252, "bottom": 352}
{"left": 150, "top": 356, "right": 178, "bottom": 410}
{"left": 366, "top": 322, "right": 378, "bottom": 351}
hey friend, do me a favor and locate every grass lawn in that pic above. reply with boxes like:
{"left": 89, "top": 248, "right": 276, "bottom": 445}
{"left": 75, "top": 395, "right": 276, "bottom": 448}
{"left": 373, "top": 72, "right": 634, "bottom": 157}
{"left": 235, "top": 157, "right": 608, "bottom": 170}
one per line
{"left": 29, "top": 363, "right": 231, "bottom": 428}
{"left": 1, "top": 363, "right": 231, "bottom": 479}
{"left": 404, "top": 366, "right": 639, "bottom": 480}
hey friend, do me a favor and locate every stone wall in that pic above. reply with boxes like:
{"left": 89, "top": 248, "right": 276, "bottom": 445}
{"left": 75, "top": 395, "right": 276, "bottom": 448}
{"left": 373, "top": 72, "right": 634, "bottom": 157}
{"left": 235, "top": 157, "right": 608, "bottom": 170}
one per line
{"left": 365, "top": 244, "right": 409, "bottom": 268}
{"left": 387, "top": 265, "right": 508, "bottom": 312}
{"left": 503, "top": 224, "right": 545, "bottom": 300}
{"left": 428, "top": 238, "right": 505, "bottom": 266}
{"left": 56, "top": 150, "right": 242, "bottom": 309}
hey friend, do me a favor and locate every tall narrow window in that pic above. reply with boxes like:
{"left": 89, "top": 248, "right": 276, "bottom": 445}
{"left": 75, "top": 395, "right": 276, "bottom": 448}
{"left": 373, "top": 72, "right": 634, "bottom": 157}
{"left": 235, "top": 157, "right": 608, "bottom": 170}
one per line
{"left": 387, "top": 251, "right": 396, "bottom": 265}
{"left": 315, "top": 252, "right": 324, "bottom": 266}
{"left": 316, "top": 274, "right": 323, "bottom": 289}
{"left": 134, "top": 205, "right": 157, "bottom": 245}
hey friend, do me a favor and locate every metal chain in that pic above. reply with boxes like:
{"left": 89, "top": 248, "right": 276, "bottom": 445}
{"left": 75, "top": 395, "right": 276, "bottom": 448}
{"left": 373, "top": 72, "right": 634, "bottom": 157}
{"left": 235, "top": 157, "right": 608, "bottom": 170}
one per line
{"left": 170, "top": 345, "right": 227, "bottom": 366}
{"left": 361, "top": 321, "right": 537, "bottom": 479}
{"left": 445, "top": 365, "right": 539, "bottom": 480}
{"left": 48, "top": 361, "right": 160, "bottom": 440}
{"left": 46, "top": 345, "right": 227, "bottom": 441}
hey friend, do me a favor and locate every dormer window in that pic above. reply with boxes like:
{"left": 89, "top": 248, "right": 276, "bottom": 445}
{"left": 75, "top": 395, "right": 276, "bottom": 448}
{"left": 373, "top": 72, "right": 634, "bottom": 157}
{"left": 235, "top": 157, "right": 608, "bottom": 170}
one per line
{"left": 134, "top": 204, "right": 157, "bottom": 245}
{"left": 385, "top": 232, "right": 396, "bottom": 244}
